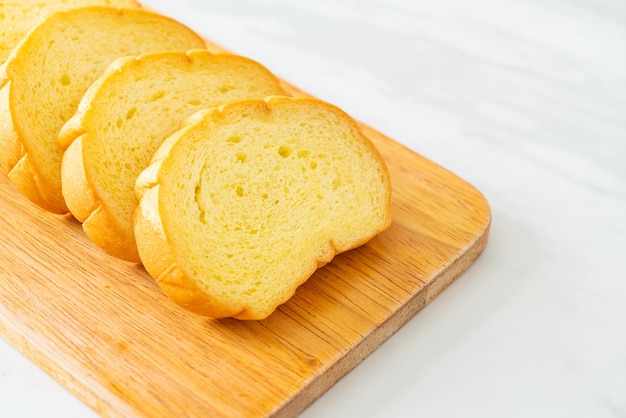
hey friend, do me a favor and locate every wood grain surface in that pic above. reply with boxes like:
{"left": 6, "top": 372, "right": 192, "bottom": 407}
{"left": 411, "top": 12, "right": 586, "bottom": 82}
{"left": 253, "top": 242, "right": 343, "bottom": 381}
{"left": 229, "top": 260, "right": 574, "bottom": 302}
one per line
{"left": 0, "top": 27, "right": 491, "bottom": 418}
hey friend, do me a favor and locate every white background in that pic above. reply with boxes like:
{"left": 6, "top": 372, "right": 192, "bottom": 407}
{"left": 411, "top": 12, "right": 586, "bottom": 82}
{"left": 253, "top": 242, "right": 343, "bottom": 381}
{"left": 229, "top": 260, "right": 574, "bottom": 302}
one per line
{"left": 1, "top": 0, "right": 625, "bottom": 416}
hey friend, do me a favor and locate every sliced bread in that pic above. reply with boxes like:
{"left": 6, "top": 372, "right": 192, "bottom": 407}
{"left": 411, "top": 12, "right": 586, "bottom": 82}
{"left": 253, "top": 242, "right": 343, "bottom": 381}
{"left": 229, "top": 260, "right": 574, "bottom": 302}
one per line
{"left": 0, "top": 6, "right": 206, "bottom": 213}
{"left": 0, "top": 0, "right": 140, "bottom": 65}
{"left": 134, "top": 97, "right": 392, "bottom": 320}
{"left": 58, "top": 50, "right": 288, "bottom": 262}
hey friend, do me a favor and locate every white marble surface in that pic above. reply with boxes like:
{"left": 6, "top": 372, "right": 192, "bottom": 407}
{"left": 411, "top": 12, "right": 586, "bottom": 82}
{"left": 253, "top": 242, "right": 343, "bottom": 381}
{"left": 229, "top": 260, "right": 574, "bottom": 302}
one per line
{"left": 1, "top": 0, "right": 625, "bottom": 416}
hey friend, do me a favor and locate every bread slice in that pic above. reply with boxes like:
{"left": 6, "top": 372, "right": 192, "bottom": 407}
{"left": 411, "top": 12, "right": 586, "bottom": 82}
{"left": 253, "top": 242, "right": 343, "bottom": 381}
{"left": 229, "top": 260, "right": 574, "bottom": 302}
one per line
{"left": 134, "top": 97, "right": 392, "bottom": 320}
{"left": 0, "top": 0, "right": 140, "bottom": 65}
{"left": 58, "top": 50, "right": 289, "bottom": 262}
{"left": 0, "top": 6, "right": 206, "bottom": 213}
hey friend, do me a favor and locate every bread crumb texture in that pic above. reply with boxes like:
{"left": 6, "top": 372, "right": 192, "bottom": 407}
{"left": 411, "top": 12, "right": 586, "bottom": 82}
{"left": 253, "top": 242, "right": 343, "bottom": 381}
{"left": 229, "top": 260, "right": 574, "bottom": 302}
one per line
{"left": 137, "top": 97, "right": 392, "bottom": 320}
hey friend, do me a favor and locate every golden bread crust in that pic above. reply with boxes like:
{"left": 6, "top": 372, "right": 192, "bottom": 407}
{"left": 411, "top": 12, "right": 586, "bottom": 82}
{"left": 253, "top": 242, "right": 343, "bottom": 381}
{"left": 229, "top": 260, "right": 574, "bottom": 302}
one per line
{"left": 60, "top": 138, "right": 97, "bottom": 222}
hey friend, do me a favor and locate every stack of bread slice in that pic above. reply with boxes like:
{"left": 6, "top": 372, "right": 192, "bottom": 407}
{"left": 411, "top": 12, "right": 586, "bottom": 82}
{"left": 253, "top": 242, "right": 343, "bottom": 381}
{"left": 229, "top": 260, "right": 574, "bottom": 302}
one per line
{"left": 0, "top": 3, "right": 392, "bottom": 320}
{"left": 58, "top": 50, "right": 289, "bottom": 263}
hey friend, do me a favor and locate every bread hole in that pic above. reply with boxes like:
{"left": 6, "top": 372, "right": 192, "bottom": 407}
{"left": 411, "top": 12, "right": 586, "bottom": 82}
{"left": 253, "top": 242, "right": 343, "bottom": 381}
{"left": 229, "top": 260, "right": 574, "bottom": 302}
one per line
{"left": 226, "top": 253, "right": 234, "bottom": 259}
{"left": 261, "top": 193, "right": 268, "bottom": 199}
{"left": 310, "top": 161, "right": 318, "bottom": 170}
{"left": 126, "top": 107, "right": 137, "bottom": 120}
{"left": 236, "top": 152, "right": 247, "bottom": 163}
{"left": 278, "top": 145, "right": 292, "bottom": 158}
{"left": 333, "top": 178, "right": 342, "bottom": 190}
{"left": 236, "top": 186, "right": 243, "bottom": 197}
{"left": 150, "top": 90, "right": 165, "bottom": 102}
{"left": 317, "top": 194, "right": 323, "bottom": 200}
{"left": 116, "top": 118, "right": 123, "bottom": 129}
{"left": 188, "top": 99, "right": 201, "bottom": 106}
{"left": 60, "top": 74, "right": 71, "bottom": 86}
{"left": 220, "top": 86, "right": 233, "bottom": 94}
{"left": 297, "top": 150, "right": 310, "bottom": 158}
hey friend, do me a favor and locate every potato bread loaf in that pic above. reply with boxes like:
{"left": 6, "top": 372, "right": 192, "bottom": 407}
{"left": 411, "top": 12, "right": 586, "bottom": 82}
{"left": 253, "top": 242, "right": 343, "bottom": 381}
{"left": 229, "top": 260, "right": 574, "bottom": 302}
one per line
{"left": 134, "top": 97, "right": 392, "bottom": 320}
{"left": 58, "top": 50, "right": 289, "bottom": 262}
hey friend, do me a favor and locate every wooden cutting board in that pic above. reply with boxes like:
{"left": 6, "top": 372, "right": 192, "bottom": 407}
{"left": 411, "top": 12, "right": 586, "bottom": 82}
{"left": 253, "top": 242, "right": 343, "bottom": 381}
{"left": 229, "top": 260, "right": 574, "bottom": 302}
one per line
{"left": 0, "top": 21, "right": 491, "bottom": 418}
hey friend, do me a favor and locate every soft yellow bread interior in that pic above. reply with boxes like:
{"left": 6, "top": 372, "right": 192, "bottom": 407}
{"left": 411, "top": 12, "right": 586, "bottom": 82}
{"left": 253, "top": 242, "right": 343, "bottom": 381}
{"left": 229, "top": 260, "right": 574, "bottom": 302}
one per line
{"left": 135, "top": 97, "right": 392, "bottom": 320}
{"left": 0, "top": 0, "right": 140, "bottom": 65}
{"left": 59, "top": 50, "right": 288, "bottom": 262}
{"left": 0, "top": 6, "right": 205, "bottom": 213}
